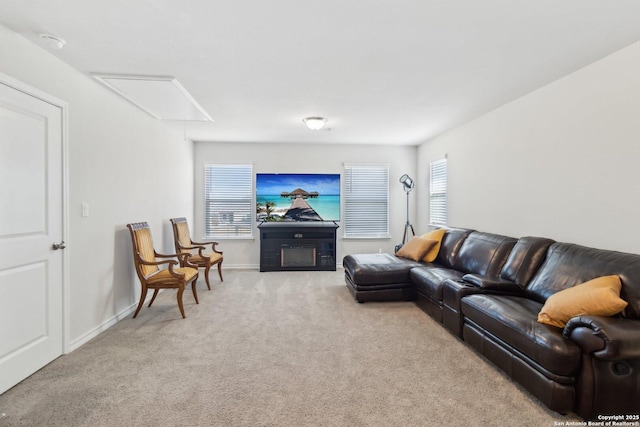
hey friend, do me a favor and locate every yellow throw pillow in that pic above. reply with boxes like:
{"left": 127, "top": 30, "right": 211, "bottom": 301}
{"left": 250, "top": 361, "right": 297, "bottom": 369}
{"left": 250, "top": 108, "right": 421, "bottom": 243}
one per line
{"left": 537, "top": 275, "right": 627, "bottom": 328}
{"left": 395, "top": 237, "right": 438, "bottom": 262}
{"left": 420, "top": 228, "right": 446, "bottom": 262}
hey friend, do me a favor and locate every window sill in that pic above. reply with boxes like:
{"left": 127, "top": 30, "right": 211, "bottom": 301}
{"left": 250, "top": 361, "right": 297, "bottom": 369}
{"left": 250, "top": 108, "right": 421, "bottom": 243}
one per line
{"left": 204, "top": 236, "right": 255, "bottom": 241}
{"left": 342, "top": 235, "right": 391, "bottom": 240}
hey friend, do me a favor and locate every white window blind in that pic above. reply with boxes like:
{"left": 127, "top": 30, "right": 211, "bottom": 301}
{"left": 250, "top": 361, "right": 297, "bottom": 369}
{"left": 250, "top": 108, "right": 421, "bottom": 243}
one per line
{"left": 204, "top": 164, "right": 253, "bottom": 238}
{"left": 429, "top": 158, "right": 447, "bottom": 226}
{"left": 343, "top": 164, "right": 389, "bottom": 238}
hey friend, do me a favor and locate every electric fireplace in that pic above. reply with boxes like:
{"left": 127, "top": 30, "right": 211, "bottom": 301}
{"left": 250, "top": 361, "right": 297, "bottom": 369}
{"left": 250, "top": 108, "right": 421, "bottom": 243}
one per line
{"left": 281, "top": 245, "right": 316, "bottom": 268}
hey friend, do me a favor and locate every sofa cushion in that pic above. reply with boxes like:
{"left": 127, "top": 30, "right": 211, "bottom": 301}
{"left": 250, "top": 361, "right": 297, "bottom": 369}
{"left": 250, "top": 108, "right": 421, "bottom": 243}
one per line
{"left": 420, "top": 228, "right": 446, "bottom": 262}
{"left": 538, "top": 275, "right": 627, "bottom": 328}
{"left": 343, "top": 253, "right": 422, "bottom": 286}
{"left": 525, "top": 243, "right": 640, "bottom": 319}
{"left": 411, "top": 267, "right": 464, "bottom": 301}
{"left": 461, "top": 294, "right": 582, "bottom": 376}
{"left": 396, "top": 236, "right": 437, "bottom": 261}
{"left": 453, "top": 231, "right": 517, "bottom": 277}
{"left": 434, "top": 227, "right": 474, "bottom": 268}
{"left": 499, "top": 236, "right": 555, "bottom": 288}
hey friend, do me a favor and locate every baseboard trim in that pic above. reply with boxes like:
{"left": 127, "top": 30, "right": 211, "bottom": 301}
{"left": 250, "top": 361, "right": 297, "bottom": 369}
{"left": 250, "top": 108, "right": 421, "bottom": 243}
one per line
{"left": 224, "top": 264, "right": 343, "bottom": 270}
{"left": 225, "top": 264, "right": 260, "bottom": 270}
{"left": 67, "top": 303, "right": 138, "bottom": 352}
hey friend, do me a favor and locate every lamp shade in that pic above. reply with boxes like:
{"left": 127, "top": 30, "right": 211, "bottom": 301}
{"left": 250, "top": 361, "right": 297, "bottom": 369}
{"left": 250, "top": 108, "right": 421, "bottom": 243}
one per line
{"left": 400, "top": 174, "right": 414, "bottom": 190}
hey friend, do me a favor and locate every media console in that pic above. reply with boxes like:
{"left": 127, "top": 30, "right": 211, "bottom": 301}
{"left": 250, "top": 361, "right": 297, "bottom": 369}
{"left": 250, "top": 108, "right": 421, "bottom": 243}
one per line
{"left": 258, "top": 222, "right": 339, "bottom": 272}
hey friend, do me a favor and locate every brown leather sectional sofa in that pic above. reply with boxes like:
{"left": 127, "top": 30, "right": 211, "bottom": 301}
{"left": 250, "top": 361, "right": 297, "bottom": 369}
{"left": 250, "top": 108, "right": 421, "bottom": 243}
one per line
{"left": 343, "top": 227, "right": 640, "bottom": 420}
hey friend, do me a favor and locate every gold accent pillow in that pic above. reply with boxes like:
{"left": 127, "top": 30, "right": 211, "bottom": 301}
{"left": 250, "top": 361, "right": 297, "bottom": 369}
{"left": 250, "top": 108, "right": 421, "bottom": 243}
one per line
{"left": 537, "top": 275, "right": 627, "bottom": 328}
{"left": 396, "top": 237, "right": 438, "bottom": 262}
{"left": 420, "top": 228, "right": 446, "bottom": 262}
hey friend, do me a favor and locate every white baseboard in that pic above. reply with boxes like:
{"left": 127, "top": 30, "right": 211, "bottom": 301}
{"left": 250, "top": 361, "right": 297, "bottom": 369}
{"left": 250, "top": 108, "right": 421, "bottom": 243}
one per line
{"left": 224, "top": 264, "right": 343, "bottom": 270}
{"left": 224, "top": 264, "right": 260, "bottom": 270}
{"left": 67, "top": 303, "right": 137, "bottom": 352}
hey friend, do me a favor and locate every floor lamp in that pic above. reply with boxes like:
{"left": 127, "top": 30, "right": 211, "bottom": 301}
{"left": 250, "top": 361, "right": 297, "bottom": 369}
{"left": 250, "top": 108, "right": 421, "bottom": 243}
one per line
{"left": 400, "top": 174, "right": 415, "bottom": 245}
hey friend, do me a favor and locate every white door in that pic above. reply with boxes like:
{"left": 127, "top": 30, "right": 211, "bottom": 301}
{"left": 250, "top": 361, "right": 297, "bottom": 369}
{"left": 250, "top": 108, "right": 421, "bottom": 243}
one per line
{"left": 0, "top": 79, "right": 64, "bottom": 394}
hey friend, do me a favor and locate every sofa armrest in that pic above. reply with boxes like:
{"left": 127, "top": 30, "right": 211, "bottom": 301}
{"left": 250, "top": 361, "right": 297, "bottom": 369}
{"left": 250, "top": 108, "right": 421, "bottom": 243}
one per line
{"left": 462, "top": 274, "right": 523, "bottom": 293}
{"left": 563, "top": 316, "right": 640, "bottom": 360}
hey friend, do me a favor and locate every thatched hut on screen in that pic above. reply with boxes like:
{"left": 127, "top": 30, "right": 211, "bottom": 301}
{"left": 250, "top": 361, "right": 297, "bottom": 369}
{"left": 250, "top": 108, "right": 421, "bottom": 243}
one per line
{"left": 280, "top": 188, "right": 319, "bottom": 199}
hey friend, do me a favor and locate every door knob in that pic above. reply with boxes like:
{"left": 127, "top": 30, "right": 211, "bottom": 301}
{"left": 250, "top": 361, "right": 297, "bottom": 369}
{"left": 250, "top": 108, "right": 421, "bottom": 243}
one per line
{"left": 52, "top": 241, "right": 66, "bottom": 250}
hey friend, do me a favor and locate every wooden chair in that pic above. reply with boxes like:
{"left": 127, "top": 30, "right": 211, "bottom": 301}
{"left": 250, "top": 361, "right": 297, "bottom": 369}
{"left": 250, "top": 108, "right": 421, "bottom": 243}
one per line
{"left": 170, "top": 217, "right": 223, "bottom": 290}
{"left": 127, "top": 222, "right": 199, "bottom": 319}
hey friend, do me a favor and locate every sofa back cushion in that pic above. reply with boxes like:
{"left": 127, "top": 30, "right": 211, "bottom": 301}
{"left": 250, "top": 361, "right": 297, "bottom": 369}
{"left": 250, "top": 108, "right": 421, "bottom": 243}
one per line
{"left": 525, "top": 242, "right": 640, "bottom": 319}
{"left": 500, "top": 236, "right": 555, "bottom": 288}
{"left": 434, "top": 227, "right": 474, "bottom": 268}
{"left": 453, "top": 231, "right": 517, "bottom": 277}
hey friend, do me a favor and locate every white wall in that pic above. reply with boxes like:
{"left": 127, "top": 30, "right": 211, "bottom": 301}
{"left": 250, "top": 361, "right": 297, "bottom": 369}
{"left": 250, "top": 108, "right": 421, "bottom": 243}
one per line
{"left": 194, "top": 142, "right": 418, "bottom": 268}
{"left": 417, "top": 40, "right": 640, "bottom": 254}
{"left": 0, "top": 24, "right": 195, "bottom": 349}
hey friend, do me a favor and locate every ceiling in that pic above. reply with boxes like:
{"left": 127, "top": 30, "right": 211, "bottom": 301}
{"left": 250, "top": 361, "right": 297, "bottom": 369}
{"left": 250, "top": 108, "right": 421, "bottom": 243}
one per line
{"left": 2, "top": 1, "right": 640, "bottom": 146}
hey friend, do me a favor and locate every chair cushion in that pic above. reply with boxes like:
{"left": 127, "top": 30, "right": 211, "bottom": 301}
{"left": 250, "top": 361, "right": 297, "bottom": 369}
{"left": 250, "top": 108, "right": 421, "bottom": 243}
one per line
{"left": 175, "top": 222, "right": 192, "bottom": 251}
{"left": 396, "top": 237, "right": 437, "bottom": 261}
{"left": 134, "top": 228, "right": 158, "bottom": 276}
{"left": 538, "top": 275, "right": 627, "bottom": 328}
{"left": 204, "top": 252, "right": 223, "bottom": 263}
{"left": 190, "top": 253, "right": 223, "bottom": 264}
{"left": 148, "top": 267, "right": 198, "bottom": 283}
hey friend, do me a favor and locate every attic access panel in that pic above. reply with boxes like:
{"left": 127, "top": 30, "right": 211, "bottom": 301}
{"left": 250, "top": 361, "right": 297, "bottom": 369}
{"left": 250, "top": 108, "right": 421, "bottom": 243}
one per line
{"left": 93, "top": 74, "right": 212, "bottom": 121}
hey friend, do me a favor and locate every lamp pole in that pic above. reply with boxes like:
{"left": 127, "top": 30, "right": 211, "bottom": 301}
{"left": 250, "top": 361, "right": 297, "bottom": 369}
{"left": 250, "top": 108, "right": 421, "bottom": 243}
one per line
{"left": 402, "top": 186, "right": 415, "bottom": 244}
{"left": 399, "top": 174, "right": 415, "bottom": 245}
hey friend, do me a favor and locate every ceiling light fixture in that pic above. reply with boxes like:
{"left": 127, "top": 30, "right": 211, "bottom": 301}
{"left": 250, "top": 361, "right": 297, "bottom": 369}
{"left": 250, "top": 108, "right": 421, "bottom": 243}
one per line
{"left": 39, "top": 33, "right": 66, "bottom": 49}
{"left": 303, "top": 117, "right": 327, "bottom": 130}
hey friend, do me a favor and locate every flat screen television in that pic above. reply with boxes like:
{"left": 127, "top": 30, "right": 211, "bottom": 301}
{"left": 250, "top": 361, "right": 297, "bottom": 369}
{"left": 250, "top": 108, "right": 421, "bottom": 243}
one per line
{"left": 256, "top": 173, "right": 340, "bottom": 222}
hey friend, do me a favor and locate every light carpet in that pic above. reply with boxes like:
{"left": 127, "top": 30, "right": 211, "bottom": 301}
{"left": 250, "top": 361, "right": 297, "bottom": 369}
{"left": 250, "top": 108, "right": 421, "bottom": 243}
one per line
{"left": 0, "top": 270, "right": 580, "bottom": 426}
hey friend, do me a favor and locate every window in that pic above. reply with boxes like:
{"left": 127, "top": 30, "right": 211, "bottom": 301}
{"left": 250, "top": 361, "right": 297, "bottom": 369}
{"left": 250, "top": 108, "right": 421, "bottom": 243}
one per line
{"left": 429, "top": 158, "right": 447, "bottom": 226}
{"left": 343, "top": 163, "right": 389, "bottom": 238}
{"left": 204, "top": 164, "right": 253, "bottom": 238}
